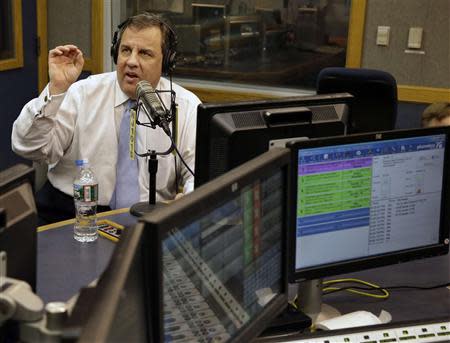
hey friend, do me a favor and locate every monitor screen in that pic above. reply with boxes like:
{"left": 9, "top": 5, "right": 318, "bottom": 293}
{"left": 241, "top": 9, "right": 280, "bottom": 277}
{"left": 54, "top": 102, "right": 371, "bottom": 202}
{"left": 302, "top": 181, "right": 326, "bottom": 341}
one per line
{"left": 289, "top": 127, "right": 450, "bottom": 282}
{"left": 0, "top": 164, "right": 37, "bottom": 290}
{"left": 143, "top": 148, "right": 291, "bottom": 342}
{"left": 194, "top": 92, "right": 353, "bottom": 188}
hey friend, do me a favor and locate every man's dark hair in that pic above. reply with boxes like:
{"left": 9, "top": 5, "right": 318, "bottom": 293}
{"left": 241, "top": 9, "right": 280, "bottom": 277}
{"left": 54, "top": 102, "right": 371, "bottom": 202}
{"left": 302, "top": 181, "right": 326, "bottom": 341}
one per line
{"left": 421, "top": 102, "right": 450, "bottom": 127}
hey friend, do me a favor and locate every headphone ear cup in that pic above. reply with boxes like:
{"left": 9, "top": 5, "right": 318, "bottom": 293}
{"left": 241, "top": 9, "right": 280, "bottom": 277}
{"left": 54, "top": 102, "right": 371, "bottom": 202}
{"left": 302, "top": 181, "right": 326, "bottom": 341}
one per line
{"left": 162, "top": 51, "right": 168, "bottom": 74}
{"left": 162, "top": 50, "right": 176, "bottom": 74}
{"left": 111, "top": 44, "right": 118, "bottom": 64}
{"left": 163, "top": 30, "right": 177, "bottom": 74}
{"left": 110, "top": 18, "right": 129, "bottom": 65}
{"left": 114, "top": 46, "right": 118, "bottom": 64}
{"left": 167, "top": 50, "right": 176, "bottom": 73}
{"left": 112, "top": 43, "right": 117, "bottom": 64}
{"left": 110, "top": 29, "right": 119, "bottom": 64}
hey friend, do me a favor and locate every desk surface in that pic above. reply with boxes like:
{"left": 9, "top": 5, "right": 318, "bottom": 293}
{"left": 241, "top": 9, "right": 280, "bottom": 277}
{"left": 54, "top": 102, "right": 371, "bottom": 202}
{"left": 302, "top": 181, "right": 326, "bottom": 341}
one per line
{"left": 322, "top": 253, "right": 450, "bottom": 322}
{"left": 259, "top": 253, "right": 450, "bottom": 341}
{"left": 36, "top": 209, "right": 137, "bottom": 304}
{"left": 37, "top": 212, "right": 450, "bottom": 337}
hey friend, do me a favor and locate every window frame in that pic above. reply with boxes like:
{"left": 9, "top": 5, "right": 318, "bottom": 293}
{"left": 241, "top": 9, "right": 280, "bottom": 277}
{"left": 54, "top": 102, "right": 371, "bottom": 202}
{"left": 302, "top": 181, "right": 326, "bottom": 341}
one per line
{"left": 0, "top": 0, "right": 23, "bottom": 71}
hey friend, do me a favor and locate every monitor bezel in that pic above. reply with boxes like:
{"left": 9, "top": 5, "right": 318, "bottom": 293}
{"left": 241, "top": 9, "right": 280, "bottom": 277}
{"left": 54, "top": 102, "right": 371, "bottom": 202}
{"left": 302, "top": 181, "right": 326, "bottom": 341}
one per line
{"left": 287, "top": 126, "right": 450, "bottom": 283}
{"left": 75, "top": 222, "right": 154, "bottom": 343}
{"left": 141, "top": 148, "right": 291, "bottom": 343}
{"left": 194, "top": 92, "right": 354, "bottom": 188}
{"left": 0, "top": 163, "right": 37, "bottom": 290}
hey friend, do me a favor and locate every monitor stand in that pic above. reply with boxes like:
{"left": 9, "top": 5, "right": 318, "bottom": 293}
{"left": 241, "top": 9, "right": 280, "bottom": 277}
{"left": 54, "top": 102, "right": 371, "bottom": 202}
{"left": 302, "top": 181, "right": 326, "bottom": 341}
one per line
{"left": 259, "top": 304, "right": 312, "bottom": 336}
{"left": 260, "top": 279, "right": 341, "bottom": 337}
{"left": 296, "top": 278, "right": 341, "bottom": 324}
{"left": 130, "top": 201, "right": 166, "bottom": 217}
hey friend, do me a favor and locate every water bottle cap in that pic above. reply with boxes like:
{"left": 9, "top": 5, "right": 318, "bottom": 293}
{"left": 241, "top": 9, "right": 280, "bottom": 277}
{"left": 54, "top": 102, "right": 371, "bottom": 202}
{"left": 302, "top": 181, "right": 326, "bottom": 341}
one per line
{"left": 75, "top": 158, "right": 89, "bottom": 166}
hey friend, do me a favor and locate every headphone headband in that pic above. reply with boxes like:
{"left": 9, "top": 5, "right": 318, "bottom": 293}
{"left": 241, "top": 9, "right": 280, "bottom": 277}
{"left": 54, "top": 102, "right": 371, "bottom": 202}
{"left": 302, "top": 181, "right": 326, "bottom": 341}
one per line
{"left": 110, "top": 13, "right": 177, "bottom": 75}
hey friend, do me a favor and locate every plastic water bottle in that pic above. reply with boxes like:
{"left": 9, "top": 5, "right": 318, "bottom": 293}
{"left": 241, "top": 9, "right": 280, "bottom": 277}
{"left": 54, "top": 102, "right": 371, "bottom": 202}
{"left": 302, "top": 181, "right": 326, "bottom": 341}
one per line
{"left": 73, "top": 159, "right": 98, "bottom": 242}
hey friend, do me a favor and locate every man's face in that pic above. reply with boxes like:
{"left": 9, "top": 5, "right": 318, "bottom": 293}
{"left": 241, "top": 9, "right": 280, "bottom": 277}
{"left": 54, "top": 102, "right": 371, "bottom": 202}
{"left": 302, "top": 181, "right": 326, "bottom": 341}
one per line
{"left": 116, "top": 26, "right": 163, "bottom": 99}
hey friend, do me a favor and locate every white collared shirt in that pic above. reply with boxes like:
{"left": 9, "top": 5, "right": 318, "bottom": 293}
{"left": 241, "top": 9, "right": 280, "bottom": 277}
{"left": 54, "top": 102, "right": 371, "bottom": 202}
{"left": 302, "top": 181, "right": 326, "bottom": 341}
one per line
{"left": 11, "top": 72, "right": 201, "bottom": 205}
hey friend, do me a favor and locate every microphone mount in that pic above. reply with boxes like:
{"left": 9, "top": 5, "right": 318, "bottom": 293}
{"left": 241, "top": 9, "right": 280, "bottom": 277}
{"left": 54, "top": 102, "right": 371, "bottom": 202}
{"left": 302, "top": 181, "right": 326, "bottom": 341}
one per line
{"left": 130, "top": 86, "right": 177, "bottom": 217}
{"left": 135, "top": 84, "right": 175, "bottom": 136}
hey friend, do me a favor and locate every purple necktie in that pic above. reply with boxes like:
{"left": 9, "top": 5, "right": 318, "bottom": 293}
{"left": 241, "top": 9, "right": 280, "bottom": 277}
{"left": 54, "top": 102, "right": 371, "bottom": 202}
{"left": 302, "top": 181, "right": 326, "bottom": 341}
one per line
{"left": 110, "top": 100, "right": 139, "bottom": 209}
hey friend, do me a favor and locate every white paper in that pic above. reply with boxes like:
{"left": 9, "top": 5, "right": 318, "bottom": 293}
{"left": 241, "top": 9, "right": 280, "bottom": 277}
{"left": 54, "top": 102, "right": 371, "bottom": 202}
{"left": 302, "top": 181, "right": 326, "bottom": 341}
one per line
{"left": 316, "top": 310, "right": 392, "bottom": 330}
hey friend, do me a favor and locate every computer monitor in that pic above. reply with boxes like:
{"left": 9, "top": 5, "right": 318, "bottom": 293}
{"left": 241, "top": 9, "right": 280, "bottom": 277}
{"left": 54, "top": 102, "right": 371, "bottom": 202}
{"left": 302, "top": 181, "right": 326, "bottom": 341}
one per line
{"left": 288, "top": 127, "right": 450, "bottom": 322}
{"left": 194, "top": 92, "right": 353, "bottom": 188}
{"left": 145, "top": 147, "right": 290, "bottom": 342}
{"left": 0, "top": 164, "right": 37, "bottom": 290}
{"left": 69, "top": 148, "right": 291, "bottom": 342}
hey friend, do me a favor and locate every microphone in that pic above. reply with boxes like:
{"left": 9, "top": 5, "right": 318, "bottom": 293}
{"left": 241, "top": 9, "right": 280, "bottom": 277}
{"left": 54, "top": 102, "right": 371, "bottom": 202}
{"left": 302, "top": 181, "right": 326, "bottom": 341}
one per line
{"left": 135, "top": 80, "right": 171, "bottom": 135}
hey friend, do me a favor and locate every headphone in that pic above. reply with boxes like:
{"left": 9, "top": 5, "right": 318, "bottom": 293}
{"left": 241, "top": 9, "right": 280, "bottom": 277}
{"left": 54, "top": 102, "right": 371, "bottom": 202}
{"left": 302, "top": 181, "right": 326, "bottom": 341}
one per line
{"left": 110, "top": 13, "right": 177, "bottom": 75}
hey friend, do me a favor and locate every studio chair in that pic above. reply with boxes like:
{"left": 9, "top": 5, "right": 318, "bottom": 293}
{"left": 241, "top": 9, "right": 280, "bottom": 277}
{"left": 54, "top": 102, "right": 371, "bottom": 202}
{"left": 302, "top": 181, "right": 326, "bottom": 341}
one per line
{"left": 32, "top": 161, "right": 48, "bottom": 192}
{"left": 316, "top": 67, "right": 398, "bottom": 134}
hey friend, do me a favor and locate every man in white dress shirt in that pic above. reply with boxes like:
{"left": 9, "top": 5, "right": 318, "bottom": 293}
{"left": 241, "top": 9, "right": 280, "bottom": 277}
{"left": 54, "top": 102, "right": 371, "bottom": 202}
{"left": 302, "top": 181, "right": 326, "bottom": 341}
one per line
{"left": 11, "top": 13, "right": 201, "bottom": 224}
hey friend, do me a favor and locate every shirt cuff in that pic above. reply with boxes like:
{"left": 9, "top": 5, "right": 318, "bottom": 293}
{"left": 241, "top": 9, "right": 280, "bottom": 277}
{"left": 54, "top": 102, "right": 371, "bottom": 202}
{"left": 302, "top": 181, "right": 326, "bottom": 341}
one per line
{"left": 35, "top": 85, "right": 65, "bottom": 118}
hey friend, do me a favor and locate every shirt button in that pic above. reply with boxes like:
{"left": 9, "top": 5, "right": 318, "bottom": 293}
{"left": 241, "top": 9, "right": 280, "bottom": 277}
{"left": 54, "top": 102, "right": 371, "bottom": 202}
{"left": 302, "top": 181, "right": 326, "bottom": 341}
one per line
{"left": 44, "top": 96, "right": 48, "bottom": 102}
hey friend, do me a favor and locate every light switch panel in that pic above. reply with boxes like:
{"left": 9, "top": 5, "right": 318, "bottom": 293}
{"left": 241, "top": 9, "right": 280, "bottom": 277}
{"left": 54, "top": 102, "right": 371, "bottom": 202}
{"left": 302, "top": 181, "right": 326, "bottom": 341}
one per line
{"left": 408, "top": 27, "right": 423, "bottom": 49}
{"left": 376, "top": 26, "right": 390, "bottom": 46}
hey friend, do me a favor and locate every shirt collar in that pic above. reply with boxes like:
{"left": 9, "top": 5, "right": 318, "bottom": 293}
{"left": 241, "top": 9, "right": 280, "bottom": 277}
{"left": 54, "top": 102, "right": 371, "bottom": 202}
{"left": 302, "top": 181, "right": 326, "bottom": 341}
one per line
{"left": 114, "top": 77, "right": 129, "bottom": 108}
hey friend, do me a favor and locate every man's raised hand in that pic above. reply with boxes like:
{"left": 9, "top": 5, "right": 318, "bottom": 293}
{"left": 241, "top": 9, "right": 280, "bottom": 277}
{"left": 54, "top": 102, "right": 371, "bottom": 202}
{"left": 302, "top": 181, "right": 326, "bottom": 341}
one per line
{"left": 48, "top": 45, "right": 84, "bottom": 95}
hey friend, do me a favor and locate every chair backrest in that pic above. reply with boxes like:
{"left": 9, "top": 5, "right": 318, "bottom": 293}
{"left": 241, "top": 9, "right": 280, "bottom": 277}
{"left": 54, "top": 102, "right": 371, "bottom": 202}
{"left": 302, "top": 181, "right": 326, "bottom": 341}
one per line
{"left": 32, "top": 161, "right": 48, "bottom": 192}
{"left": 316, "top": 67, "right": 398, "bottom": 134}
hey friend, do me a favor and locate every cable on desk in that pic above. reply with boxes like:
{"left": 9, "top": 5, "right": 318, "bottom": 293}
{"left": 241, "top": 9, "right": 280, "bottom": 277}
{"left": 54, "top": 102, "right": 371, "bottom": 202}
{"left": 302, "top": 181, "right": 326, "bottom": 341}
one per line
{"left": 377, "top": 282, "right": 450, "bottom": 291}
{"left": 288, "top": 279, "right": 389, "bottom": 309}
{"left": 322, "top": 279, "right": 450, "bottom": 298}
{"left": 288, "top": 297, "right": 299, "bottom": 311}
{"left": 323, "top": 278, "right": 390, "bottom": 299}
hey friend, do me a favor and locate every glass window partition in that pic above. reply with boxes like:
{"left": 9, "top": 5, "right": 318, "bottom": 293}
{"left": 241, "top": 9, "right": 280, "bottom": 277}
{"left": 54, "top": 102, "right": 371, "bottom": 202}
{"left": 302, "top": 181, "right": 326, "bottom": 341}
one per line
{"left": 116, "top": 0, "right": 351, "bottom": 91}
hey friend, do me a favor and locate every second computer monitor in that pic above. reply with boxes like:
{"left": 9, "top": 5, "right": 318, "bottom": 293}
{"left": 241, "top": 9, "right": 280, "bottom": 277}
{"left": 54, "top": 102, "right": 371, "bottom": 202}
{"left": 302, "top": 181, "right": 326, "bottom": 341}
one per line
{"left": 194, "top": 93, "right": 353, "bottom": 188}
{"left": 289, "top": 126, "right": 450, "bottom": 283}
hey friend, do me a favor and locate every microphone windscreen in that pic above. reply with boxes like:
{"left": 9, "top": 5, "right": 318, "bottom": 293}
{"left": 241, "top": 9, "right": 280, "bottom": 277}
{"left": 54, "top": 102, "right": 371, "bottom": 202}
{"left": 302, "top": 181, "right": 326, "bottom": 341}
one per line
{"left": 135, "top": 80, "right": 171, "bottom": 134}
{"left": 136, "top": 80, "right": 153, "bottom": 98}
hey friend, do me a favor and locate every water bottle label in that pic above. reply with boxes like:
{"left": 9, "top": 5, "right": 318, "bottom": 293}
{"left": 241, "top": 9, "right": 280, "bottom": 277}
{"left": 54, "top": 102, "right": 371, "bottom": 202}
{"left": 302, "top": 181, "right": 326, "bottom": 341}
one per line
{"left": 74, "top": 184, "right": 98, "bottom": 202}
